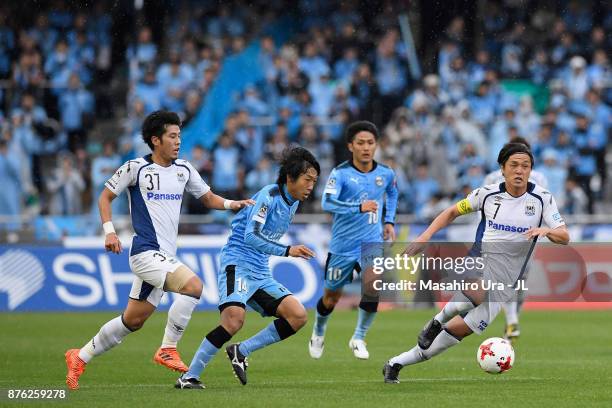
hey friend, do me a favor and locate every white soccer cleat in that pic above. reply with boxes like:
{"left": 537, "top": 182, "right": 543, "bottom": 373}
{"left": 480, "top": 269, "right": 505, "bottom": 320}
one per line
{"left": 309, "top": 334, "right": 325, "bottom": 359}
{"left": 349, "top": 338, "right": 369, "bottom": 360}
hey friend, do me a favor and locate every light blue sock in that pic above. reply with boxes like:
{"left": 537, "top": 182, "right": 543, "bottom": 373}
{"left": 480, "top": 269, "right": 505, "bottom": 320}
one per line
{"left": 314, "top": 311, "right": 331, "bottom": 336}
{"left": 352, "top": 308, "right": 377, "bottom": 340}
{"left": 313, "top": 297, "right": 333, "bottom": 336}
{"left": 238, "top": 322, "right": 281, "bottom": 357}
{"left": 185, "top": 339, "right": 219, "bottom": 380}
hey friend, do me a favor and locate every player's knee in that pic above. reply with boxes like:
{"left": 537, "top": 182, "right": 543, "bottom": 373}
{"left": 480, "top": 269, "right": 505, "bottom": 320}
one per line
{"left": 290, "top": 306, "right": 308, "bottom": 330}
{"left": 182, "top": 277, "right": 203, "bottom": 298}
{"left": 123, "top": 315, "right": 147, "bottom": 331}
{"left": 323, "top": 291, "right": 341, "bottom": 308}
{"left": 221, "top": 309, "right": 245, "bottom": 334}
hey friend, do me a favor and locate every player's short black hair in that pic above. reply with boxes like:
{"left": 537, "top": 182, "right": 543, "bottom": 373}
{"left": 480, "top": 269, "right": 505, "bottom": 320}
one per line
{"left": 498, "top": 142, "right": 534, "bottom": 167}
{"left": 345, "top": 120, "right": 379, "bottom": 144}
{"left": 276, "top": 146, "right": 320, "bottom": 185}
{"left": 142, "top": 110, "right": 181, "bottom": 150}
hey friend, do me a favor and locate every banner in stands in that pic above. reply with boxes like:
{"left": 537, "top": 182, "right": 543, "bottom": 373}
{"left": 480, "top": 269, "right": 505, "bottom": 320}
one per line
{"left": 1, "top": 224, "right": 611, "bottom": 311}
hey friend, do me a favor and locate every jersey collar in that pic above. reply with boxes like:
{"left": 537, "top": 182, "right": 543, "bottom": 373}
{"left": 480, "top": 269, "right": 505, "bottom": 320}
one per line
{"left": 279, "top": 183, "right": 297, "bottom": 205}
{"left": 499, "top": 182, "right": 535, "bottom": 197}
{"left": 350, "top": 160, "right": 378, "bottom": 173}
{"left": 143, "top": 154, "right": 176, "bottom": 167}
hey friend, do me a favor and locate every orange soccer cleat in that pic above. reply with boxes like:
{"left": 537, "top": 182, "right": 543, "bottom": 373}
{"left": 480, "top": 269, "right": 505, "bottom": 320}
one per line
{"left": 65, "top": 349, "right": 87, "bottom": 390}
{"left": 153, "top": 347, "right": 189, "bottom": 373}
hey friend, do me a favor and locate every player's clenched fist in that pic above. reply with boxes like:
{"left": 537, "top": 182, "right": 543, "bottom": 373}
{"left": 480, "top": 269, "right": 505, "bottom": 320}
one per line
{"left": 288, "top": 245, "right": 315, "bottom": 259}
{"left": 360, "top": 200, "right": 378, "bottom": 213}
{"left": 105, "top": 233, "right": 123, "bottom": 254}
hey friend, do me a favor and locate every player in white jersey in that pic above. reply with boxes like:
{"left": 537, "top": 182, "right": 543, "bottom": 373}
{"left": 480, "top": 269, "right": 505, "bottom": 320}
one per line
{"left": 483, "top": 136, "right": 549, "bottom": 342}
{"left": 382, "top": 142, "right": 569, "bottom": 383}
{"left": 65, "top": 111, "right": 254, "bottom": 390}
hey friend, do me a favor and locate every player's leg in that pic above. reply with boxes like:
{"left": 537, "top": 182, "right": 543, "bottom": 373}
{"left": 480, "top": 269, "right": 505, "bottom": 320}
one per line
{"left": 503, "top": 267, "right": 529, "bottom": 342}
{"left": 501, "top": 301, "right": 520, "bottom": 341}
{"left": 238, "top": 295, "right": 307, "bottom": 357}
{"left": 310, "top": 253, "right": 354, "bottom": 358}
{"left": 65, "top": 286, "right": 160, "bottom": 390}
{"left": 178, "top": 265, "right": 247, "bottom": 388}
{"left": 418, "top": 290, "right": 479, "bottom": 350}
{"left": 177, "top": 304, "right": 245, "bottom": 389}
{"left": 384, "top": 301, "right": 501, "bottom": 384}
{"left": 155, "top": 263, "right": 203, "bottom": 372}
{"left": 310, "top": 287, "right": 342, "bottom": 358}
{"left": 350, "top": 262, "right": 380, "bottom": 359}
{"left": 227, "top": 279, "right": 304, "bottom": 385}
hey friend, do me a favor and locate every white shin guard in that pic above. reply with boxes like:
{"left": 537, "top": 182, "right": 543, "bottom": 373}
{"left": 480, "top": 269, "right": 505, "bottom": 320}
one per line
{"left": 161, "top": 294, "right": 200, "bottom": 348}
{"left": 79, "top": 316, "right": 132, "bottom": 363}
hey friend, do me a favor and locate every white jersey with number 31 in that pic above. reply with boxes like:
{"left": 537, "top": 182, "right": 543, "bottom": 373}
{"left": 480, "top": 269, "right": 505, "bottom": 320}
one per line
{"left": 105, "top": 154, "right": 210, "bottom": 256}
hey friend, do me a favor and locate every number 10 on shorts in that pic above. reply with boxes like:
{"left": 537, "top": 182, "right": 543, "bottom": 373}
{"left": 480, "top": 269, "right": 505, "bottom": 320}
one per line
{"left": 327, "top": 267, "right": 342, "bottom": 281}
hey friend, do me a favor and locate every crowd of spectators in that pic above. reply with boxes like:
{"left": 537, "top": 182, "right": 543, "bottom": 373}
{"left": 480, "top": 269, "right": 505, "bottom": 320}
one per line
{"left": 0, "top": 0, "right": 610, "bottom": 227}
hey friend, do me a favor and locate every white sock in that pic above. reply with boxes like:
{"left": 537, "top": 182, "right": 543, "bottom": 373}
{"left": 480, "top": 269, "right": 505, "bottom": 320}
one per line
{"left": 161, "top": 295, "right": 199, "bottom": 348}
{"left": 434, "top": 292, "right": 475, "bottom": 323}
{"left": 421, "top": 329, "right": 460, "bottom": 360}
{"left": 389, "top": 346, "right": 425, "bottom": 366}
{"left": 389, "top": 330, "right": 461, "bottom": 367}
{"left": 502, "top": 301, "right": 519, "bottom": 326}
{"left": 78, "top": 316, "right": 132, "bottom": 363}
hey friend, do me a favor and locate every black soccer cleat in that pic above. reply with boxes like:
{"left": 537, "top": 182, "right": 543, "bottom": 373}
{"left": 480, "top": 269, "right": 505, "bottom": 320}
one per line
{"left": 226, "top": 343, "right": 248, "bottom": 385}
{"left": 382, "top": 362, "right": 402, "bottom": 384}
{"left": 175, "top": 374, "right": 205, "bottom": 389}
{"left": 418, "top": 318, "right": 443, "bottom": 349}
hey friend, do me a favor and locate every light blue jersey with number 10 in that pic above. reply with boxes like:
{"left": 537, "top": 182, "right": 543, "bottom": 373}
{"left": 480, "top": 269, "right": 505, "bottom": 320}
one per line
{"left": 322, "top": 161, "right": 398, "bottom": 258}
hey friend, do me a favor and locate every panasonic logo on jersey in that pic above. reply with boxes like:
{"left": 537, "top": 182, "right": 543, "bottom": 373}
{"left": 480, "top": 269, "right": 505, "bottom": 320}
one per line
{"left": 146, "top": 192, "right": 183, "bottom": 200}
{"left": 488, "top": 220, "right": 528, "bottom": 233}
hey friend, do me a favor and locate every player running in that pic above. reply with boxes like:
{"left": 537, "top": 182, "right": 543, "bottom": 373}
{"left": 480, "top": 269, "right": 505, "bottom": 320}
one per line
{"left": 483, "top": 136, "right": 548, "bottom": 343}
{"left": 383, "top": 142, "right": 569, "bottom": 383}
{"left": 308, "top": 121, "right": 398, "bottom": 360}
{"left": 175, "top": 147, "right": 319, "bottom": 389}
{"left": 64, "top": 110, "right": 254, "bottom": 390}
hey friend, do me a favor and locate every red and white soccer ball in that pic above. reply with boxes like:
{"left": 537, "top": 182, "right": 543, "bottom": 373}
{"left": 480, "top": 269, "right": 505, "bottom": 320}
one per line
{"left": 477, "top": 337, "right": 515, "bottom": 374}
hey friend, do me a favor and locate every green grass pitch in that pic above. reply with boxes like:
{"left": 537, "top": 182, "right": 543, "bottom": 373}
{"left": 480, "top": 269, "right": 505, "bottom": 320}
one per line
{"left": 2, "top": 309, "right": 611, "bottom": 407}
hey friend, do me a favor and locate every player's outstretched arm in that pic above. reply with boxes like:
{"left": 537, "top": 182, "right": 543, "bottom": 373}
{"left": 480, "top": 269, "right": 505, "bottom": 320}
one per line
{"left": 98, "top": 187, "right": 122, "bottom": 254}
{"left": 417, "top": 204, "right": 462, "bottom": 242}
{"left": 199, "top": 190, "right": 255, "bottom": 210}
{"left": 403, "top": 205, "right": 461, "bottom": 256}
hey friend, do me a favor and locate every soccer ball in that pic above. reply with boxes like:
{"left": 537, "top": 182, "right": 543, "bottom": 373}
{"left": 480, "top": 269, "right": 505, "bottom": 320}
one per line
{"left": 477, "top": 337, "right": 515, "bottom": 374}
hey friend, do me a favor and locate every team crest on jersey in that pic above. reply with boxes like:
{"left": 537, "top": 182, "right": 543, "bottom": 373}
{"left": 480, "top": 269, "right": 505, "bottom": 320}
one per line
{"left": 375, "top": 176, "right": 384, "bottom": 186}
{"left": 525, "top": 199, "right": 536, "bottom": 216}
{"left": 257, "top": 204, "right": 268, "bottom": 219}
{"left": 327, "top": 178, "right": 336, "bottom": 188}
{"left": 177, "top": 172, "right": 186, "bottom": 182}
